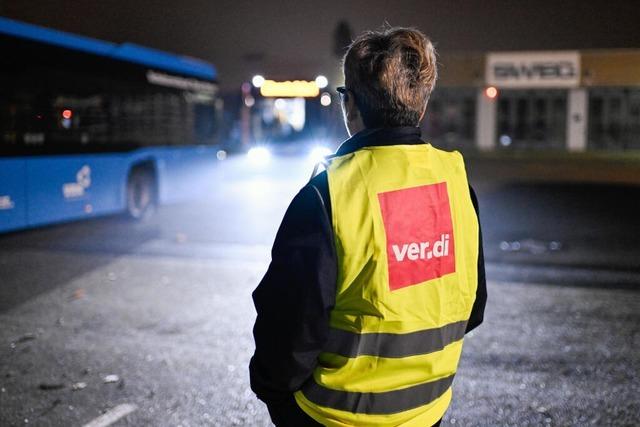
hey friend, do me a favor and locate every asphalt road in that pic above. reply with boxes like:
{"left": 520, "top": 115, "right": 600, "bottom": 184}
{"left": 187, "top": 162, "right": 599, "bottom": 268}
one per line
{"left": 1, "top": 152, "right": 639, "bottom": 426}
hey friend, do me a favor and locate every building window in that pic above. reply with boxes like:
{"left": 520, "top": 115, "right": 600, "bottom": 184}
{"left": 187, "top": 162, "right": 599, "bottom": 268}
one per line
{"left": 588, "top": 88, "right": 640, "bottom": 150}
{"left": 495, "top": 90, "right": 567, "bottom": 150}
{"left": 422, "top": 88, "right": 476, "bottom": 150}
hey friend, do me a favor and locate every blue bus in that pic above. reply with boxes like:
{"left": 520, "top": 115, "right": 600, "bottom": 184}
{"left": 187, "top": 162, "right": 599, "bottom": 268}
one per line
{"left": 0, "top": 17, "right": 221, "bottom": 233}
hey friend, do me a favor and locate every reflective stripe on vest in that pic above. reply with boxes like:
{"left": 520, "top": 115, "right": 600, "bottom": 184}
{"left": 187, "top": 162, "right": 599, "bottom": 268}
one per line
{"left": 295, "top": 144, "right": 479, "bottom": 427}
{"left": 323, "top": 320, "right": 467, "bottom": 358}
{"left": 301, "top": 373, "right": 455, "bottom": 414}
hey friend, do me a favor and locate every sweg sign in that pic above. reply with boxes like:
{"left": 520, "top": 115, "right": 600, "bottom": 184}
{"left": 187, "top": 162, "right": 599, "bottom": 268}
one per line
{"left": 487, "top": 51, "right": 580, "bottom": 88}
{"left": 378, "top": 182, "right": 455, "bottom": 291}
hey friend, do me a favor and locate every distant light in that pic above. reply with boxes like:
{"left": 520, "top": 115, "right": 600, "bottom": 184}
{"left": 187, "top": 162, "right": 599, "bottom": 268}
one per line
{"left": 499, "top": 134, "right": 512, "bottom": 146}
{"left": 62, "top": 109, "right": 73, "bottom": 119}
{"left": 274, "top": 98, "right": 286, "bottom": 110}
{"left": 309, "top": 146, "right": 333, "bottom": 163}
{"left": 315, "top": 75, "right": 328, "bottom": 89}
{"left": 485, "top": 86, "right": 498, "bottom": 99}
{"left": 248, "top": 146, "right": 271, "bottom": 165}
{"left": 260, "top": 80, "right": 320, "bottom": 98}
{"left": 216, "top": 150, "right": 227, "bottom": 160}
{"left": 320, "top": 92, "right": 332, "bottom": 107}
{"left": 244, "top": 96, "right": 255, "bottom": 107}
{"left": 252, "top": 75, "right": 265, "bottom": 88}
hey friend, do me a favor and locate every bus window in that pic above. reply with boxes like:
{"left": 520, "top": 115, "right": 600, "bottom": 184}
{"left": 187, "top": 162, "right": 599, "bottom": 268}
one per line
{"left": 193, "top": 98, "right": 218, "bottom": 145}
{"left": 50, "top": 95, "right": 109, "bottom": 144}
{"left": 109, "top": 84, "right": 194, "bottom": 148}
{"left": 0, "top": 89, "right": 50, "bottom": 154}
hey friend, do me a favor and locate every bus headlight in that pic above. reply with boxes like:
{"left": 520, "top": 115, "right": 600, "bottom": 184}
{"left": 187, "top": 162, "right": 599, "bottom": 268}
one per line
{"left": 248, "top": 146, "right": 271, "bottom": 165}
{"left": 309, "top": 146, "right": 333, "bottom": 163}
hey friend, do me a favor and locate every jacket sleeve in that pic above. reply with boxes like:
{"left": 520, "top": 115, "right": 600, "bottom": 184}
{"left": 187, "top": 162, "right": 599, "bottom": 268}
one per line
{"left": 249, "top": 183, "right": 337, "bottom": 405}
{"left": 466, "top": 185, "right": 487, "bottom": 333}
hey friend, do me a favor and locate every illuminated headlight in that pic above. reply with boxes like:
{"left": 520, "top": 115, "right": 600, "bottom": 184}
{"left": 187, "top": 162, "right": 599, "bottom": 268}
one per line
{"left": 309, "top": 146, "right": 333, "bottom": 163}
{"left": 248, "top": 146, "right": 271, "bottom": 165}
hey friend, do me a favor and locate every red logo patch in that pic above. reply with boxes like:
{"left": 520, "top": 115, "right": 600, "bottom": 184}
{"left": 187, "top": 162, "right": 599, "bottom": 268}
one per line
{"left": 378, "top": 182, "right": 455, "bottom": 291}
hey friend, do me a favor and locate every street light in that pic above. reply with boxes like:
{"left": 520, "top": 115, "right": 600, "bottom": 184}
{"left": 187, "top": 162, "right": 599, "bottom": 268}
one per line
{"left": 485, "top": 86, "right": 498, "bottom": 99}
{"left": 252, "top": 75, "right": 265, "bottom": 88}
{"left": 320, "top": 92, "right": 331, "bottom": 107}
{"left": 315, "top": 75, "right": 328, "bottom": 89}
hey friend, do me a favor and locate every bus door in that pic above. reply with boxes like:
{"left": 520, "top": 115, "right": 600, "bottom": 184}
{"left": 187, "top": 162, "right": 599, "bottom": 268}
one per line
{"left": 496, "top": 89, "right": 567, "bottom": 150}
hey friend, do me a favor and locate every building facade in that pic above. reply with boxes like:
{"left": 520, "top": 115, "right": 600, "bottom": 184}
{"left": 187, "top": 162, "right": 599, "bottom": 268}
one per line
{"left": 423, "top": 50, "right": 640, "bottom": 152}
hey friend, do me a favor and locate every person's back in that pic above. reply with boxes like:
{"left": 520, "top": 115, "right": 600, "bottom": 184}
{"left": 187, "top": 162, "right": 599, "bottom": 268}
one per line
{"left": 250, "top": 26, "right": 486, "bottom": 427}
{"left": 295, "top": 142, "right": 479, "bottom": 426}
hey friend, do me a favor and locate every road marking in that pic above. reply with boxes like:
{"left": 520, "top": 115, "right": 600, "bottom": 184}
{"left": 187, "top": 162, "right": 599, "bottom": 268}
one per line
{"left": 82, "top": 404, "right": 138, "bottom": 427}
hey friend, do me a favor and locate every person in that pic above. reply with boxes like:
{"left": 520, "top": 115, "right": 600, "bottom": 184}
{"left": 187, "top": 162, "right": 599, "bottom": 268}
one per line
{"left": 250, "top": 26, "right": 486, "bottom": 427}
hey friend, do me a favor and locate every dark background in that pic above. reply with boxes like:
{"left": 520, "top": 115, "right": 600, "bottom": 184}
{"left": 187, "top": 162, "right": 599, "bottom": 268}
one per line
{"left": 3, "top": 0, "right": 640, "bottom": 89}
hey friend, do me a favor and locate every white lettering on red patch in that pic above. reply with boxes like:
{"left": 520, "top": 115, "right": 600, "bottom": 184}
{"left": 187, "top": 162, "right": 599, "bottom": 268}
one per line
{"left": 378, "top": 182, "right": 456, "bottom": 291}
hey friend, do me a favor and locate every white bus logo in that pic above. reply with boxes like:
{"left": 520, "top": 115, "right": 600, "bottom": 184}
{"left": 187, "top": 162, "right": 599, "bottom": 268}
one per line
{"left": 0, "top": 195, "right": 15, "bottom": 210}
{"left": 63, "top": 165, "right": 92, "bottom": 199}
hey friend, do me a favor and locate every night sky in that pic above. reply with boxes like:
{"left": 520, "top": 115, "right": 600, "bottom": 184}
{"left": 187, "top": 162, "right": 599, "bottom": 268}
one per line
{"left": 3, "top": 0, "right": 640, "bottom": 90}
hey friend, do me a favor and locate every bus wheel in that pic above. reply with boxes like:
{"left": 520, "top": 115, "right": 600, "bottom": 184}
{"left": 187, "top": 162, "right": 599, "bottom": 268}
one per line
{"left": 126, "top": 168, "right": 156, "bottom": 220}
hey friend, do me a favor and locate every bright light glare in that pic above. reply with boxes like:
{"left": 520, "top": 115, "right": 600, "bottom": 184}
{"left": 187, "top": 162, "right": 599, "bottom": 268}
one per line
{"left": 309, "top": 146, "right": 333, "bottom": 163}
{"left": 244, "top": 95, "right": 255, "bottom": 107}
{"left": 248, "top": 146, "right": 271, "bottom": 165}
{"left": 499, "top": 134, "right": 512, "bottom": 146}
{"left": 261, "top": 80, "right": 319, "bottom": 97}
{"left": 320, "top": 92, "right": 331, "bottom": 107}
{"left": 62, "top": 109, "right": 73, "bottom": 119}
{"left": 485, "top": 86, "right": 498, "bottom": 99}
{"left": 216, "top": 150, "right": 227, "bottom": 160}
{"left": 274, "top": 98, "right": 286, "bottom": 110}
{"left": 252, "top": 75, "right": 265, "bottom": 88}
{"left": 315, "top": 75, "right": 328, "bottom": 89}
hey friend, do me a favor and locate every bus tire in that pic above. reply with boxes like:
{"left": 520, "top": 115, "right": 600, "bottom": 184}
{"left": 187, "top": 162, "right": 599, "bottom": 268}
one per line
{"left": 126, "top": 167, "right": 157, "bottom": 220}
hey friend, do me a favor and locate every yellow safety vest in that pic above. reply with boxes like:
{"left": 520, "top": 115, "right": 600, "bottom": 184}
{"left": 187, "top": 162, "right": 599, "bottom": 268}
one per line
{"left": 294, "top": 144, "right": 479, "bottom": 427}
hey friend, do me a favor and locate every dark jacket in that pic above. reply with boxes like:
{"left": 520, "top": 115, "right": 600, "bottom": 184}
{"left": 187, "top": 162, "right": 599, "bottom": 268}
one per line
{"left": 250, "top": 127, "right": 487, "bottom": 409}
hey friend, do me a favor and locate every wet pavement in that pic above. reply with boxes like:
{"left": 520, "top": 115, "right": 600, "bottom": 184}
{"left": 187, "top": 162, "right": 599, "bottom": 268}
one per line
{"left": 1, "top": 153, "right": 639, "bottom": 426}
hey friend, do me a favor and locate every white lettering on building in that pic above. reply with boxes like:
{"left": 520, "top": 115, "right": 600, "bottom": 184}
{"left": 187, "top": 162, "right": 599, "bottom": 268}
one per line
{"left": 391, "top": 234, "right": 450, "bottom": 262}
{"left": 487, "top": 51, "right": 581, "bottom": 88}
